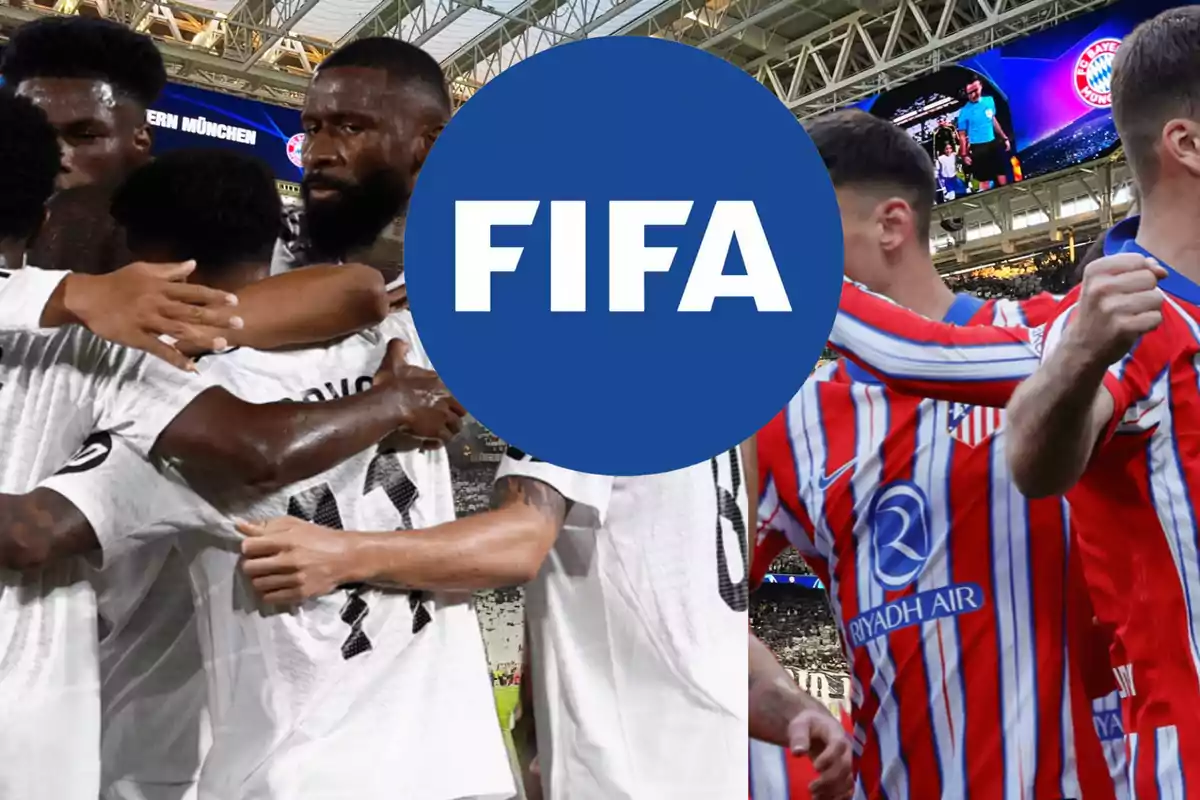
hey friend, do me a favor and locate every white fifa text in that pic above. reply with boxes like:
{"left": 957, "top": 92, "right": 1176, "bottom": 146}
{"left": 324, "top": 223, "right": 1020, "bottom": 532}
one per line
{"left": 454, "top": 200, "right": 792, "bottom": 313}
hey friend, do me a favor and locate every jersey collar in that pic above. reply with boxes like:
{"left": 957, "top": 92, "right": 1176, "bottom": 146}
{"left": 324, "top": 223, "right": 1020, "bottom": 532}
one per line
{"left": 840, "top": 292, "right": 985, "bottom": 385}
{"left": 1104, "top": 214, "right": 1200, "bottom": 307}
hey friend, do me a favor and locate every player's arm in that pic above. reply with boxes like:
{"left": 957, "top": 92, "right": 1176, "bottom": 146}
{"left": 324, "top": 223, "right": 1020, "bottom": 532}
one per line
{"left": 36, "top": 261, "right": 242, "bottom": 370}
{"left": 831, "top": 276, "right": 1043, "bottom": 407}
{"left": 194, "top": 263, "right": 390, "bottom": 352}
{"left": 0, "top": 488, "right": 95, "bottom": 569}
{"left": 741, "top": 435, "right": 758, "bottom": 538}
{"left": 993, "top": 116, "right": 1011, "bottom": 149}
{"left": 1005, "top": 254, "right": 1166, "bottom": 497}
{"left": 148, "top": 340, "right": 463, "bottom": 493}
{"left": 237, "top": 452, "right": 608, "bottom": 603}
{"left": 749, "top": 631, "right": 853, "bottom": 793}
{"left": 237, "top": 472, "right": 571, "bottom": 603}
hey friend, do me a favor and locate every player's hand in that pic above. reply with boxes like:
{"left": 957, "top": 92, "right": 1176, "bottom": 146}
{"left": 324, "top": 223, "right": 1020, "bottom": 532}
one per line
{"left": 790, "top": 708, "right": 854, "bottom": 800}
{"left": 1067, "top": 254, "right": 1167, "bottom": 368}
{"left": 60, "top": 261, "right": 242, "bottom": 371}
{"left": 373, "top": 338, "right": 466, "bottom": 446}
{"left": 1004, "top": 138, "right": 1011, "bottom": 151}
{"left": 238, "top": 517, "right": 359, "bottom": 604}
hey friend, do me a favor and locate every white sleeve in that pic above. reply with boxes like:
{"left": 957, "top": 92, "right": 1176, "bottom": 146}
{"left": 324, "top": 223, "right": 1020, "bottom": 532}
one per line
{"left": 36, "top": 432, "right": 209, "bottom": 565}
{"left": 0, "top": 267, "right": 69, "bottom": 333}
{"left": 91, "top": 344, "right": 216, "bottom": 457}
{"left": 494, "top": 448, "right": 615, "bottom": 523}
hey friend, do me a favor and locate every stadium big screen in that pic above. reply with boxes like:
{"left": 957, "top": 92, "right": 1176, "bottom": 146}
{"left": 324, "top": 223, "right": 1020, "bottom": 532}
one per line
{"left": 851, "top": 0, "right": 1189, "bottom": 205}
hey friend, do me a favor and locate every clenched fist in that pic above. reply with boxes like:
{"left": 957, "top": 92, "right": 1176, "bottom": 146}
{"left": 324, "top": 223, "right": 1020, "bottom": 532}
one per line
{"left": 1067, "top": 253, "right": 1167, "bottom": 368}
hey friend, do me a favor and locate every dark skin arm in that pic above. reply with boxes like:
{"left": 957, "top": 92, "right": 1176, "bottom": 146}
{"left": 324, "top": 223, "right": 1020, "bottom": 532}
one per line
{"left": 0, "top": 488, "right": 95, "bottom": 570}
{"left": 154, "top": 339, "right": 464, "bottom": 495}
{"left": 237, "top": 475, "right": 569, "bottom": 603}
{"left": 196, "top": 264, "right": 390, "bottom": 352}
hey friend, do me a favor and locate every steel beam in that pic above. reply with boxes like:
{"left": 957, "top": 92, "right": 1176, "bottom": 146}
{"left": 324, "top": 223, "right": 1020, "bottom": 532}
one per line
{"left": 930, "top": 155, "right": 1133, "bottom": 269}
{"left": 754, "top": 0, "right": 1116, "bottom": 119}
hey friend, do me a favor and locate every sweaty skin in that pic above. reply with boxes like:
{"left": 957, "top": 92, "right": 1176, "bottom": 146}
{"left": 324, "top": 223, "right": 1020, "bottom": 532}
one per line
{"left": 16, "top": 77, "right": 151, "bottom": 190}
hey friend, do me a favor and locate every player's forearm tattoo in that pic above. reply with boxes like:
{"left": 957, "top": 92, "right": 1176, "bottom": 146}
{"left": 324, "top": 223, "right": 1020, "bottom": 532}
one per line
{"left": 491, "top": 476, "right": 569, "bottom": 522}
{"left": 0, "top": 488, "right": 95, "bottom": 569}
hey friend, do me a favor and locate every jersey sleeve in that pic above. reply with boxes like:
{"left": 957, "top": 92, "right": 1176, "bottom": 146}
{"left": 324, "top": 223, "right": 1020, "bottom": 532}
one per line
{"left": 755, "top": 412, "right": 820, "bottom": 563}
{"left": 830, "top": 276, "right": 1044, "bottom": 407}
{"left": 0, "top": 267, "right": 69, "bottom": 333}
{"left": 90, "top": 344, "right": 215, "bottom": 457}
{"left": 1040, "top": 296, "right": 1173, "bottom": 444}
{"left": 494, "top": 447, "right": 615, "bottom": 523}
{"left": 36, "top": 432, "right": 209, "bottom": 565}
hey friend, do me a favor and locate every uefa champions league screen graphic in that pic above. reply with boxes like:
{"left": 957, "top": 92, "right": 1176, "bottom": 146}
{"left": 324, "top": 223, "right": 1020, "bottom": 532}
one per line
{"left": 852, "top": 0, "right": 1177, "bottom": 206}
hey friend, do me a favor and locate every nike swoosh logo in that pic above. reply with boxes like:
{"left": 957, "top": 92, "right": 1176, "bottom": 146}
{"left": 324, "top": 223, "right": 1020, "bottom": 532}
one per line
{"left": 817, "top": 459, "right": 857, "bottom": 490}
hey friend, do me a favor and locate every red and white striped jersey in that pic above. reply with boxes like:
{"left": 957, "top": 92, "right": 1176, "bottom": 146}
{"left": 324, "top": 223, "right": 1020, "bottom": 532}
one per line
{"left": 758, "top": 291, "right": 1119, "bottom": 800}
{"left": 1046, "top": 220, "right": 1200, "bottom": 798}
{"left": 826, "top": 276, "right": 1147, "bottom": 798}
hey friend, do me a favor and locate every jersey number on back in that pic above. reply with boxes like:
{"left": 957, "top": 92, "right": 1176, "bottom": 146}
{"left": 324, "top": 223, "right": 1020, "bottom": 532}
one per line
{"left": 713, "top": 448, "right": 749, "bottom": 613}
{"left": 285, "top": 448, "right": 427, "bottom": 660}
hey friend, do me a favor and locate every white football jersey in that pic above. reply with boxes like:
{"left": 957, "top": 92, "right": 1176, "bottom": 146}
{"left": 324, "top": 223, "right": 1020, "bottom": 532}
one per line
{"left": 494, "top": 451, "right": 750, "bottom": 799}
{"left": 0, "top": 265, "right": 68, "bottom": 331}
{"left": 0, "top": 325, "right": 211, "bottom": 800}
{"left": 93, "top": 542, "right": 209, "bottom": 800}
{"left": 44, "top": 312, "right": 514, "bottom": 800}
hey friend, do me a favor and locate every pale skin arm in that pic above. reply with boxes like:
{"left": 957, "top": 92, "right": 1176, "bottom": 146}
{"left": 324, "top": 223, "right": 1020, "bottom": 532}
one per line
{"left": 749, "top": 630, "right": 853, "bottom": 799}
{"left": 741, "top": 436, "right": 758, "bottom": 537}
{"left": 237, "top": 475, "right": 569, "bottom": 603}
{"left": 1005, "top": 254, "right": 1165, "bottom": 497}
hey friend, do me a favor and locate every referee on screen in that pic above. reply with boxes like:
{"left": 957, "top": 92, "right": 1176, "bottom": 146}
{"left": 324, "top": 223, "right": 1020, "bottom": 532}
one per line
{"left": 957, "top": 78, "right": 1012, "bottom": 190}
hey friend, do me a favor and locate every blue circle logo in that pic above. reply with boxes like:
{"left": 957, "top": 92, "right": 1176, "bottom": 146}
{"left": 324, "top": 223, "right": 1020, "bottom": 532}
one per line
{"left": 869, "top": 480, "right": 933, "bottom": 590}
{"left": 405, "top": 37, "right": 842, "bottom": 475}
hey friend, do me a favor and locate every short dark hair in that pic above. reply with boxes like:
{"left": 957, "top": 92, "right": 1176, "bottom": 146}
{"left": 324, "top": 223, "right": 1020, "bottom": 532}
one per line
{"left": 1111, "top": 6, "right": 1200, "bottom": 191}
{"left": 317, "top": 38, "right": 451, "bottom": 117}
{"left": 806, "top": 109, "right": 936, "bottom": 239}
{"left": 2, "top": 17, "right": 166, "bottom": 108}
{"left": 0, "top": 92, "right": 61, "bottom": 242}
{"left": 111, "top": 149, "right": 281, "bottom": 272}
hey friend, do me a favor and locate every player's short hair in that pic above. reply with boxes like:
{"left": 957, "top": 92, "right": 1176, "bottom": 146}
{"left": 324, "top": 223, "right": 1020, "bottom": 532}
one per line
{"left": 1, "top": 17, "right": 166, "bottom": 108}
{"left": 1112, "top": 6, "right": 1200, "bottom": 191}
{"left": 806, "top": 109, "right": 936, "bottom": 239}
{"left": 317, "top": 38, "right": 451, "bottom": 117}
{"left": 111, "top": 149, "right": 281, "bottom": 273}
{"left": 0, "top": 92, "right": 61, "bottom": 242}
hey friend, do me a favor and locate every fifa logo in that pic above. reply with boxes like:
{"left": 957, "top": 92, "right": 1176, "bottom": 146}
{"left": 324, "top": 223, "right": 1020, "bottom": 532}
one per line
{"left": 454, "top": 200, "right": 792, "bottom": 313}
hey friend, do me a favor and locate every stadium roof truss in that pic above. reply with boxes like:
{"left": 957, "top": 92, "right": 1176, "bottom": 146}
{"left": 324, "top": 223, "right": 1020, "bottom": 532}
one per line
{"left": 0, "top": 0, "right": 1118, "bottom": 110}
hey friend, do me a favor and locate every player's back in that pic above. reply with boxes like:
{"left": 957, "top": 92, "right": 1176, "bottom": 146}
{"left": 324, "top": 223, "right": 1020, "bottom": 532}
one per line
{"left": 500, "top": 450, "right": 748, "bottom": 799}
{"left": 135, "top": 312, "right": 512, "bottom": 800}
{"left": 0, "top": 325, "right": 205, "bottom": 800}
{"left": 760, "top": 348, "right": 1109, "bottom": 800}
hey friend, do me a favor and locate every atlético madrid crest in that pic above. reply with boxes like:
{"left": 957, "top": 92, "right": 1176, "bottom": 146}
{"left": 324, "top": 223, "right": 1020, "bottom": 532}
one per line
{"left": 948, "top": 402, "right": 1004, "bottom": 448}
{"left": 286, "top": 133, "right": 305, "bottom": 168}
{"left": 1075, "top": 38, "right": 1121, "bottom": 108}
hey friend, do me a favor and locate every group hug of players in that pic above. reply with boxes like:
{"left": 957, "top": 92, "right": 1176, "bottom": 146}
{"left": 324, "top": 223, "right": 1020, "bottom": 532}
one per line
{"left": 749, "top": 6, "right": 1200, "bottom": 800}
{"left": 0, "top": 13, "right": 751, "bottom": 800}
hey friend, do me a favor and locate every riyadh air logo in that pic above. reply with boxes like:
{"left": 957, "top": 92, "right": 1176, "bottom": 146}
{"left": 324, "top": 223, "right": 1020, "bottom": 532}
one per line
{"left": 286, "top": 133, "right": 305, "bottom": 168}
{"left": 1075, "top": 38, "right": 1121, "bottom": 108}
{"left": 869, "top": 480, "right": 932, "bottom": 590}
{"left": 403, "top": 36, "right": 842, "bottom": 475}
{"left": 848, "top": 478, "right": 985, "bottom": 649}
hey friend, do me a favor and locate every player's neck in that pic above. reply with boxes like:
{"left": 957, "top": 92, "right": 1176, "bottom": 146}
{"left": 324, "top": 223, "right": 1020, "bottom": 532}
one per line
{"left": 345, "top": 214, "right": 404, "bottom": 272}
{"left": 1137, "top": 193, "right": 1200, "bottom": 284}
{"left": 197, "top": 261, "right": 271, "bottom": 294}
{"left": 880, "top": 260, "right": 956, "bottom": 321}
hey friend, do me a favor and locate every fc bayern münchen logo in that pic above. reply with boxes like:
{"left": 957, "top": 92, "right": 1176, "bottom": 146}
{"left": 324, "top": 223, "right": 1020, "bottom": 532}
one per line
{"left": 286, "top": 133, "right": 305, "bottom": 168}
{"left": 1074, "top": 37, "right": 1121, "bottom": 108}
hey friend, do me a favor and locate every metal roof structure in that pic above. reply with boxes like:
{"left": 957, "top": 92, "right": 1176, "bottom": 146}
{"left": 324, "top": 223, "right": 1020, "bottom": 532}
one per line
{"left": 0, "top": 0, "right": 1117, "bottom": 112}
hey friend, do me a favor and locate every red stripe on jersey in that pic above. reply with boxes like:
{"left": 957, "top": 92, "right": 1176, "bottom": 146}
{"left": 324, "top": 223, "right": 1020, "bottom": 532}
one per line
{"left": 758, "top": 293, "right": 1118, "bottom": 800}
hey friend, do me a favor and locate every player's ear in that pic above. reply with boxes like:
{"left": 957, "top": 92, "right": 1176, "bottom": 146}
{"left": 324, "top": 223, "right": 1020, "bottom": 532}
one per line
{"left": 876, "top": 198, "right": 913, "bottom": 253}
